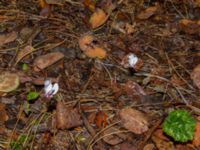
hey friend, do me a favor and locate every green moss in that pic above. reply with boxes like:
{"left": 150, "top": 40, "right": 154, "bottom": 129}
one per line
{"left": 163, "top": 110, "right": 196, "bottom": 142}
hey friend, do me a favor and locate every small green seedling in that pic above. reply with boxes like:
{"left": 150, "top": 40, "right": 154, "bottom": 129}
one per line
{"left": 22, "top": 63, "right": 29, "bottom": 72}
{"left": 163, "top": 109, "right": 196, "bottom": 142}
{"left": 27, "top": 91, "right": 39, "bottom": 101}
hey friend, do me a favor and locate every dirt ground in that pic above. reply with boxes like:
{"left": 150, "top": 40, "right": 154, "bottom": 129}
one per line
{"left": 0, "top": 0, "right": 200, "bottom": 150}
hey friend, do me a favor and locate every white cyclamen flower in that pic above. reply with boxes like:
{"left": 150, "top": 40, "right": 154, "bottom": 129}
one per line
{"left": 44, "top": 80, "right": 59, "bottom": 98}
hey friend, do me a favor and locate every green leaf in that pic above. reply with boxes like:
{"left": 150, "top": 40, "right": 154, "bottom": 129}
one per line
{"left": 22, "top": 63, "right": 29, "bottom": 72}
{"left": 27, "top": 91, "right": 39, "bottom": 101}
{"left": 163, "top": 109, "right": 196, "bottom": 142}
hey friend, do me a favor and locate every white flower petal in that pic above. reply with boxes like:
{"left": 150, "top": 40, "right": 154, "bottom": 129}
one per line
{"left": 128, "top": 54, "right": 138, "bottom": 67}
{"left": 52, "top": 83, "right": 59, "bottom": 95}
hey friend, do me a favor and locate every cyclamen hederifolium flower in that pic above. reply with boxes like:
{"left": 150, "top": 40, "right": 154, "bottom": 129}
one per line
{"left": 44, "top": 80, "right": 59, "bottom": 98}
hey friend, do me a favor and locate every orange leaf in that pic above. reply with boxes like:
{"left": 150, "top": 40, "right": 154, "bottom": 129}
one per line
{"left": 78, "top": 34, "right": 107, "bottom": 59}
{"left": 193, "top": 122, "right": 200, "bottom": 146}
{"left": 137, "top": 5, "right": 159, "bottom": 20}
{"left": 95, "top": 111, "right": 108, "bottom": 128}
{"left": 83, "top": 0, "right": 96, "bottom": 12}
{"left": 89, "top": 8, "right": 109, "bottom": 29}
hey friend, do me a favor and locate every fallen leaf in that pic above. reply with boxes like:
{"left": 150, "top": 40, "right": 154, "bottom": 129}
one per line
{"left": 95, "top": 111, "right": 108, "bottom": 128}
{"left": 152, "top": 135, "right": 175, "bottom": 150}
{"left": 119, "top": 142, "right": 137, "bottom": 150}
{"left": 15, "top": 45, "right": 35, "bottom": 64}
{"left": 89, "top": 8, "right": 109, "bottom": 29}
{"left": 112, "top": 22, "right": 135, "bottom": 34}
{"left": 79, "top": 34, "right": 107, "bottom": 59}
{"left": 0, "top": 103, "right": 9, "bottom": 122}
{"left": 124, "top": 80, "right": 146, "bottom": 98}
{"left": 137, "top": 5, "right": 159, "bottom": 20}
{"left": 0, "top": 72, "right": 19, "bottom": 92}
{"left": 83, "top": 0, "right": 96, "bottom": 11}
{"left": 85, "top": 47, "right": 107, "bottom": 59}
{"left": 195, "top": 0, "right": 200, "bottom": 7}
{"left": 33, "top": 52, "right": 64, "bottom": 71}
{"left": 192, "top": 122, "right": 200, "bottom": 146}
{"left": 180, "top": 19, "right": 200, "bottom": 34}
{"left": 191, "top": 64, "right": 200, "bottom": 89}
{"left": 103, "top": 127, "right": 125, "bottom": 145}
{"left": 56, "top": 101, "right": 82, "bottom": 129}
{"left": 0, "top": 31, "right": 17, "bottom": 46}
{"left": 119, "top": 108, "right": 149, "bottom": 134}
{"left": 143, "top": 144, "right": 155, "bottom": 150}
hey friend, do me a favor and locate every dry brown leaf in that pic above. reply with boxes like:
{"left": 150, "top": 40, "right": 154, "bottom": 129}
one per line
{"left": 143, "top": 144, "right": 155, "bottom": 150}
{"left": 124, "top": 80, "right": 146, "bottom": 99}
{"left": 180, "top": 19, "right": 200, "bottom": 34}
{"left": 16, "top": 45, "right": 35, "bottom": 64}
{"left": 119, "top": 108, "right": 149, "bottom": 134}
{"left": 119, "top": 142, "right": 137, "bottom": 150}
{"left": 191, "top": 64, "right": 200, "bottom": 89}
{"left": 56, "top": 101, "right": 82, "bottom": 129}
{"left": 33, "top": 52, "right": 64, "bottom": 71}
{"left": 89, "top": 8, "right": 109, "bottom": 29}
{"left": 39, "top": 0, "right": 51, "bottom": 17}
{"left": 0, "top": 72, "right": 19, "bottom": 93}
{"left": 0, "top": 103, "right": 9, "bottom": 122}
{"left": 79, "top": 34, "right": 107, "bottom": 59}
{"left": 192, "top": 122, "right": 200, "bottom": 146}
{"left": 195, "top": 0, "right": 200, "bottom": 7}
{"left": 103, "top": 127, "right": 125, "bottom": 145}
{"left": 152, "top": 135, "right": 175, "bottom": 150}
{"left": 0, "top": 31, "right": 17, "bottom": 46}
{"left": 137, "top": 5, "right": 159, "bottom": 20}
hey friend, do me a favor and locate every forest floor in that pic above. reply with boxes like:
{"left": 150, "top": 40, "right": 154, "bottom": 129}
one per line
{"left": 0, "top": 0, "right": 200, "bottom": 150}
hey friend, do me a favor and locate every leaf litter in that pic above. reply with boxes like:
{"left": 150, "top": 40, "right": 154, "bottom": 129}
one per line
{"left": 0, "top": 0, "right": 200, "bottom": 150}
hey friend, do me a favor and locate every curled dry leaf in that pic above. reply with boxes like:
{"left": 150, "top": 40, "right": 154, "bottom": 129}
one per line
{"left": 180, "top": 19, "right": 200, "bottom": 34}
{"left": 56, "top": 101, "right": 82, "bottom": 129}
{"left": 33, "top": 52, "right": 64, "bottom": 71}
{"left": 89, "top": 8, "right": 109, "bottom": 29}
{"left": 152, "top": 135, "right": 175, "bottom": 150}
{"left": 137, "top": 5, "right": 159, "bottom": 20}
{"left": 0, "top": 72, "right": 19, "bottom": 93}
{"left": 0, "top": 31, "right": 17, "bottom": 46}
{"left": 16, "top": 45, "right": 35, "bottom": 64}
{"left": 79, "top": 34, "right": 107, "bottom": 59}
{"left": 119, "top": 108, "right": 149, "bottom": 134}
{"left": 191, "top": 64, "right": 200, "bottom": 89}
{"left": 103, "top": 127, "right": 125, "bottom": 145}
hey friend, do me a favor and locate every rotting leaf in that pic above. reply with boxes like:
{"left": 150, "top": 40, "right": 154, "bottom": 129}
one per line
{"left": 89, "top": 8, "right": 109, "bottom": 29}
{"left": 119, "top": 108, "right": 149, "bottom": 134}
{"left": 0, "top": 31, "right": 17, "bottom": 46}
{"left": 0, "top": 72, "right": 19, "bottom": 93}
{"left": 78, "top": 34, "right": 107, "bottom": 59}
{"left": 137, "top": 5, "right": 159, "bottom": 20}
{"left": 0, "top": 103, "right": 9, "bottom": 122}
{"left": 56, "top": 101, "right": 82, "bottom": 129}
{"left": 191, "top": 64, "right": 200, "bottom": 89}
{"left": 33, "top": 52, "right": 64, "bottom": 72}
{"left": 16, "top": 45, "right": 35, "bottom": 64}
